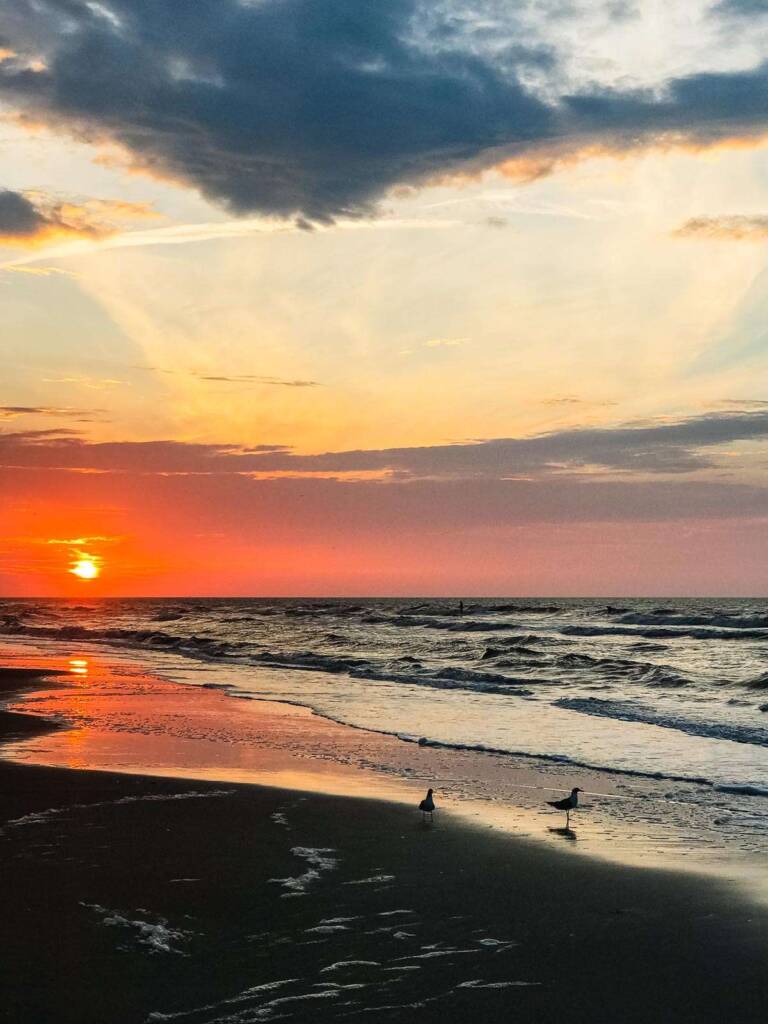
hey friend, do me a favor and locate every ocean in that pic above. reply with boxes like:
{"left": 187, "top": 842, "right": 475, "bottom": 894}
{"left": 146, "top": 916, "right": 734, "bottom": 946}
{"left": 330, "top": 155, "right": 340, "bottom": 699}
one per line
{"left": 2, "top": 596, "right": 768, "bottom": 879}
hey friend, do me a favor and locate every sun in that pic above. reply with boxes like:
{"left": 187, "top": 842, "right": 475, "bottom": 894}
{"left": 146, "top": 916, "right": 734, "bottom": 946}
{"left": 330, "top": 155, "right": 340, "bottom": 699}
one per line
{"left": 70, "top": 557, "right": 101, "bottom": 580}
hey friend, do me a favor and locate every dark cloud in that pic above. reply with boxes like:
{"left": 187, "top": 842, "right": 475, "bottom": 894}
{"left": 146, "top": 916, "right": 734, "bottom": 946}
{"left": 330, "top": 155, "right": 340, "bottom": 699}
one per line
{"left": 0, "top": 0, "right": 553, "bottom": 222}
{"left": 714, "top": 398, "right": 768, "bottom": 408}
{"left": 0, "top": 187, "right": 152, "bottom": 246}
{"left": 563, "top": 60, "right": 768, "bottom": 149}
{"left": 0, "top": 190, "right": 44, "bottom": 237}
{"left": 712, "top": 0, "right": 768, "bottom": 17}
{"left": 3, "top": 1, "right": 768, "bottom": 222}
{"left": 2, "top": 410, "right": 767, "bottom": 478}
{"left": 674, "top": 215, "right": 768, "bottom": 240}
{"left": 0, "top": 188, "right": 108, "bottom": 245}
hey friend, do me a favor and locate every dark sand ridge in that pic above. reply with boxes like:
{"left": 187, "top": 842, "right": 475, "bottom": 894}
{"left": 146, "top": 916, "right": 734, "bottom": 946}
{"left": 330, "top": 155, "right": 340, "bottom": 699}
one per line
{"left": 1, "top": 664, "right": 768, "bottom": 1024}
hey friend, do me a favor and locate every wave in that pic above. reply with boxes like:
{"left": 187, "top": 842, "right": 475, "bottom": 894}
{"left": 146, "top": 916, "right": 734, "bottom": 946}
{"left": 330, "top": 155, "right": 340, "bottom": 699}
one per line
{"left": 481, "top": 645, "right": 544, "bottom": 661}
{"left": 712, "top": 783, "right": 768, "bottom": 797}
{"left": 477, "top": 647, "right": 692, "bottom": 686}
{"left": 556, "top": 697, "right": 768, "bottom": 747}
{"left": 239, "top": 694, "right": 725, "bottom": 789}
{"left": 616, "top": 613, "right": 768, "bottom": 629}
{"left": 561, "top": 624, "right": 768, "bottom": 641}
{"left": 483, "top": 604, "right": 561, "bottom": 614}
{"left": 0, "top": 621, "right": 544, "bottom": 695}
{"left": 556, "top": 654, "right": 691, "bottom": 687}
{"left": 361, "top": 615, "right": 521, "bottom": 632}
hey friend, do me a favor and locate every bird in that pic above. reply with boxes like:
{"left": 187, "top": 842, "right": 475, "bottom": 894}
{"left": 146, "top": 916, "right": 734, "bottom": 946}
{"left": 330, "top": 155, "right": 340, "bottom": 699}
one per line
{"left": 419, "top": 788, "right": 435, "bottom": 824}
{"left": 546, "top": 787, "right": 581, "bottom": 828}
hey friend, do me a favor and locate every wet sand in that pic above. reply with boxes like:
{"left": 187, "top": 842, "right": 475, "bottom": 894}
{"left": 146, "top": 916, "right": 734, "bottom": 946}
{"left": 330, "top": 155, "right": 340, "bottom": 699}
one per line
{"left": 2, "top": 663, "right": 768, "bottom": 1023}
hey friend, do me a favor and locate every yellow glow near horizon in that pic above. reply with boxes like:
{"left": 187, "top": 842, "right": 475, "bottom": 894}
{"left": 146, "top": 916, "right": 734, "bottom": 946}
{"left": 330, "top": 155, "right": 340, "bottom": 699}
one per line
{"left": 70, "top": 557, "right": 101, "bottom": 580}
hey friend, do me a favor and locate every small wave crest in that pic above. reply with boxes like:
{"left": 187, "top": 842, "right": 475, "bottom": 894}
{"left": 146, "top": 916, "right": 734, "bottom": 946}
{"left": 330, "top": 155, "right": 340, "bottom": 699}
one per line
{"left": 556, "top": 697, "right": 768, "bottom": 748}
{"left": 561, "top": 624, "right": 768, "bottom": 641}
{"left": 616, "top": 612, "right": 768, "bottom": 630}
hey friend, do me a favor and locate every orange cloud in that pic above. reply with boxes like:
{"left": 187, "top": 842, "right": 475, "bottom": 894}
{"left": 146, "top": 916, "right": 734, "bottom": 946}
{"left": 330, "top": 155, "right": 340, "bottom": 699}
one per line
{"left": 0, "top": 188, "right": 158, "bottom": 248}
{"left": 673, "top": 214, "right": 768, "bottom": 241}
{"left": 439, "top": 132, "right": 768, "bottom": 189}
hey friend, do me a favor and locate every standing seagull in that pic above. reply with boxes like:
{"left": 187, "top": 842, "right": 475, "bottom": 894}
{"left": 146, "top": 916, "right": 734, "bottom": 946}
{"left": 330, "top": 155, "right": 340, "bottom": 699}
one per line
{"left": 419, "top": 788, "right": 435, "bottom": 824}
{"left": 546, "top": 787, "right": 581, "bottom": 828}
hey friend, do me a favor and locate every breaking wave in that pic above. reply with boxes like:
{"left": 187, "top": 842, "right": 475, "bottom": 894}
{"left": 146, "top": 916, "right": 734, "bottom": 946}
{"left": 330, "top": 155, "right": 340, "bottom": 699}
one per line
{"left": 556, "top": 697, "right": 768, "bottom": 748}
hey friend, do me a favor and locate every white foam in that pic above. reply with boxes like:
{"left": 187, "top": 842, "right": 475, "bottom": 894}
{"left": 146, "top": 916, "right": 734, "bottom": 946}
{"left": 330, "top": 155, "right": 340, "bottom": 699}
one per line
{"left": 393, "top": 949, "right": 478, "bottom": 961}
{"left": 343, "top": 874, "right": 395, "bottom": 885}
{"left": 314, "top": 982, "right": 367, "bottom": 990}
{"left": 145, "top": 978, "right": 300, "bottom": 1021}
{"left": 269, "top": 846, "right": 338, "bottom": 897}
{"left": 81, "top": 903, "right": 192, "bottom": 955}
{"left": 458, "top": 979, "right": 541, "bottom": 989}
{"left": 320, "top": 960, "right": 381, "bottom": 973}
{"left": 4, "top": 790, "right": 233, "bottom": 831}
{"left": 305, "top": 924, "right": 350, "bottom": 934}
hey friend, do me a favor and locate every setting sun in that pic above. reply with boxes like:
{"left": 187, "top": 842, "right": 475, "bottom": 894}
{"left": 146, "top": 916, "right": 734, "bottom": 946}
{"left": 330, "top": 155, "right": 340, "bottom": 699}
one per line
{"left": 70, "top": 558, "right": 101, "bottom": 581}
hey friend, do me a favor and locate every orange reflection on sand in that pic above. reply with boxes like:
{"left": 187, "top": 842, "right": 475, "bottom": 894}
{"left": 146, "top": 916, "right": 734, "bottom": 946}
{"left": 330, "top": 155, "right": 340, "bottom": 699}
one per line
{"left": 2, "top": 651, "right": 419, "bottom": 802}
{"left": 60, "top": 727, "right": 88, "bottom": 769}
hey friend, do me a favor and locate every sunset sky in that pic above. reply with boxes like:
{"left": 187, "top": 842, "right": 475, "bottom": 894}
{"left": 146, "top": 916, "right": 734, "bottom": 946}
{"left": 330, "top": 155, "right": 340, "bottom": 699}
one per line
{"left": 2, "top": 0, "right": 768, "bottom": 595}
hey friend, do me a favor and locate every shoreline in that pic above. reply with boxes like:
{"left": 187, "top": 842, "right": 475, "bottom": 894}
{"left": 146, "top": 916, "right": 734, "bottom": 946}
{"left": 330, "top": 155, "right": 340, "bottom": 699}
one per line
{"left": 2, "top": 660, "right": 768, "bottom": 1021}
{"left": 4, "top": 638, "right": 768, "bottom": 891}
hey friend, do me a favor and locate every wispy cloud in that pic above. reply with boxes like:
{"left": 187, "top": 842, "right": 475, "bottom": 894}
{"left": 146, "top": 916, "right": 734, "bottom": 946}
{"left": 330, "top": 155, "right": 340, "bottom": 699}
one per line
{"left": 128, "top": 365, "right": 321, "bottom": 389}
{"left": 42, "top": 376, "right": 128, "bottom": 390}
{"left": 423, "top": 338, "right": 467, "bottom": 349}
{"left": 196, "top": 374, "right": 320, "bottom": 388}
{"left": 541, "top": 395, "right": 618, "bottom": 407}
{"left": 45, "top": 535, "right": 118, "bottom": 546}
{"left": 0, "top": 214, "right": 459, "bottom": 270}
{"left": 674, "top": 215, "right": 768, "bottom": 240}
{"left": 0, "top": 404, "right": 103, "bottom": 421}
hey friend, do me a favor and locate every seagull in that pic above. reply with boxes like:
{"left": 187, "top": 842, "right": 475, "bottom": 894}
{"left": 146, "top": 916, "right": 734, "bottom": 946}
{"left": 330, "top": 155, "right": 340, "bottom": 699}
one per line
{"left": 419, "top": 788, "right": 435, "bottom": 824}
{"left": 546, "top": 787, "right": 581, "bottom": 828}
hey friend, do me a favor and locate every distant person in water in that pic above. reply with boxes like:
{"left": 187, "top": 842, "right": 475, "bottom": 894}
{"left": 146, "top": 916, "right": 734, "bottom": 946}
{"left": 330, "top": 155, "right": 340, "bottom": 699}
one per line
{"left": 458, "top": 600, "right": 464, "bottom": 616}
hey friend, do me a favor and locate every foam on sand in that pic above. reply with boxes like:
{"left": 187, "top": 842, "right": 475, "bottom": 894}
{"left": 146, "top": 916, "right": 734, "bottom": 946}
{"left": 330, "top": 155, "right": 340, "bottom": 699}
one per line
{"left": 81, "top": 903, "right": 193, "bottom": 955}
{"left": 269, "top": 846, "right": 338, "bottom": 897}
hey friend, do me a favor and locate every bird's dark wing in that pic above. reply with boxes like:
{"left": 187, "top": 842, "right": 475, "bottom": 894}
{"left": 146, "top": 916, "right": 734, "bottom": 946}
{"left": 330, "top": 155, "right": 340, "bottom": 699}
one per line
{"left": 547, "top": 799, "right": 570, "bottom": 810}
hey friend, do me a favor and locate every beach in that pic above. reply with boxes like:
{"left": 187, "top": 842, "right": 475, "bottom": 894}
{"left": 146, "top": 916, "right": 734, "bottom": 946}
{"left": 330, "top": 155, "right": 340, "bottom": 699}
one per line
{"left": 2, "top": 658, "right": 768, "bottom": 1023}
{"left": 5, "top": 2, "right": 768, "bottom": 1019}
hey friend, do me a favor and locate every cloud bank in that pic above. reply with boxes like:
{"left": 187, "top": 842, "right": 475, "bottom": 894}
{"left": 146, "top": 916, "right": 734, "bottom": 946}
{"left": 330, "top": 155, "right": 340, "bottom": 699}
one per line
{"left": 3, "top": 1, "right": 768, "bottom": 221}
{"left": 2, "top": 409, "right": 767, "bottom": 479}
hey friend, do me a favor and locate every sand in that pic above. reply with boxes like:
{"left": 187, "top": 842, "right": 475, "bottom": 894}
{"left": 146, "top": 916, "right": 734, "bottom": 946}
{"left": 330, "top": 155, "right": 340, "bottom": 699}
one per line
{"left": 1, "top": 664, "right": 768, "bottom": 1023}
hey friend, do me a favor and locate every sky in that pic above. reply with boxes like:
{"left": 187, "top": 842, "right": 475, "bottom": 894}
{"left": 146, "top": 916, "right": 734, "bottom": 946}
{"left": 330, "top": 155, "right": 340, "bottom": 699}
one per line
{"left": 1, "top": 0, "right": 768, "bottom": 596}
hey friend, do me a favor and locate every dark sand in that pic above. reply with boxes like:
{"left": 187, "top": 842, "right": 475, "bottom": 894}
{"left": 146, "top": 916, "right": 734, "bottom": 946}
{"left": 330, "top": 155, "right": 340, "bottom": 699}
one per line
{"left": 2, "top": 665, "right": 768, "bottom": 1024}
